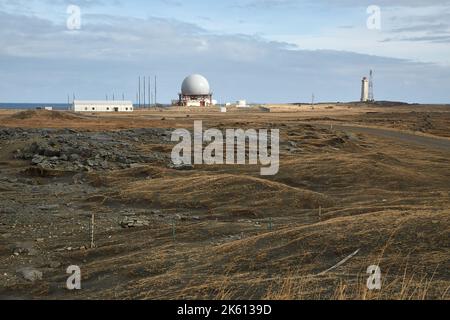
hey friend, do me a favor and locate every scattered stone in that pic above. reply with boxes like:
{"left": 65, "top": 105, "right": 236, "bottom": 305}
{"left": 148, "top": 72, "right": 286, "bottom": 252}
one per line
{"left": 49, "top": 261, "right": 61, "bottom": 269}
{"left": 121, "top": 210, "right": 137, "bottom": 217}
{"left": 175, "top": 213, "right": 190, "bottom": 221}
{"left": 13, "top": 242, "right": 38, "bottom": 256}
{"left": 38, "top": 205, "right": 59, "bottom": 211}
{"left": 169, "top": 163, "right": 194, "bottom": 171}
{"left": 17, "top": 267, "right": 43, "bottom": 282}
{"left": 120, "top": 217, "right": 150, "bottom": 228}
{"left": 31, "top": 155, "right": 45, "bottom": 165}
{"left": 11, "top": 128, "right": 172, "bottom": 173}
{"left": 69, "top": 154, "right": 80, "bottom": 162}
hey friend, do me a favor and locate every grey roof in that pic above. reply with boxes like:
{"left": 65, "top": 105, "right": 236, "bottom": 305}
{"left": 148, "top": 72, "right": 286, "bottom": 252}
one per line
{"left": 73, "top": 100, "right": 133, "bottom": 105}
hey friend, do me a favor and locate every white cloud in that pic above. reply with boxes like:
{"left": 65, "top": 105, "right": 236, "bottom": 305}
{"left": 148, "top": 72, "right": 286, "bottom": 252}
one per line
{"left": 0, "top": 5, "right": 450, "bottom": 103}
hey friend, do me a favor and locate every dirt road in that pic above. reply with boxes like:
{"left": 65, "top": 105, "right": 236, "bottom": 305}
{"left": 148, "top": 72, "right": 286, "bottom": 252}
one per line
{"left": 326, "top": 124, "right": 450, "bottom": 152}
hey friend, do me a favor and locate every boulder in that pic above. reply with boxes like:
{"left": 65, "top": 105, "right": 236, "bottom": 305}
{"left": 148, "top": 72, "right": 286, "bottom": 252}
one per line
{"left": 120, "top": 217, "right": 150, "bottom": 228}
{"left": 31, "top": 155, "right": 45, "bottom": 165}
{"left": 69, "top": 154, "right": 80, "bottom": 162}
{"left": 169, "top": 163, "right": 194, "bottom": 171}
{"left": 13, "top": 242, "right": 38, "bottom": 256}
{"left": 17, "top": 267, "right": 43, "bottom": 282}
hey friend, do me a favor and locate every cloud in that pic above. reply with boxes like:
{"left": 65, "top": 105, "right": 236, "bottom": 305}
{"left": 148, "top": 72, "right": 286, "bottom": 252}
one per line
{"left": 309, "top": 0, "right": 450, "bottom": 8}
{"left": 0, "top": 6, "right": 450, "bottom": 103}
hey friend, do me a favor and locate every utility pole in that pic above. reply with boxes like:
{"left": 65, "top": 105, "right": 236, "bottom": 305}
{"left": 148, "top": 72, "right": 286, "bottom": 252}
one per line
{"left": 311, "top": 93, "right": 315, "bottom": 110}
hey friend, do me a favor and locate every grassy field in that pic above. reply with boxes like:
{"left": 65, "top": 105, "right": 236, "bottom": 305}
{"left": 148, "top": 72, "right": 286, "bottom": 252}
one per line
{"left": 0, "top": 103, "right": 449, "bottom": 300}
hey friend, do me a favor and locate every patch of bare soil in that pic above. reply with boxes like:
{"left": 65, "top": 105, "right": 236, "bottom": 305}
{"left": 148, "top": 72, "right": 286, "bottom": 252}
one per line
{"left": 8, "top": 110, "right": 82, "bottom": 121}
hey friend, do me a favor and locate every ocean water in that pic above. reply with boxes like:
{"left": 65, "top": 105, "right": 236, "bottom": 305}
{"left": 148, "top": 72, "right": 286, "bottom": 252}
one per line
{"left": 0, "top": 103, "right": 162, "bottom": 110}
{"left": 0, "top": 103, "right": 70, "bottom": 110}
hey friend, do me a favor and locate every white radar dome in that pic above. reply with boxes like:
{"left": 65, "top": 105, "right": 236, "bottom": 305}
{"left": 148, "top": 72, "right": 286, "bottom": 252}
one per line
{"left": 181, "top": 74, "right": 211, "bottom": 96}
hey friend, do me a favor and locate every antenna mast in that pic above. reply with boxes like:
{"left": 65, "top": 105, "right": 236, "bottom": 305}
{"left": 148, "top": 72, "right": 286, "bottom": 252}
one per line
{"left": 154, "top": 76, "right": 157, "bottom": 107}
{"left": 143, "top": 76, "right": 146, "bottom": 108}
{"left": 369, "top": 70, "right": 374, "bottom": 102}
{"left": 138, "top": 76, "right": 141, "bottom": 108}
{"left": 148, "top": 76, "right": 152, "bottom": 108}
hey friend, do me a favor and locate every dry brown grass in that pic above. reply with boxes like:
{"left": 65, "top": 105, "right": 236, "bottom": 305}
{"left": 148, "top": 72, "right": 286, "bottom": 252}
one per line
{"left": 1, "top": 104, "right": 449, "bottom": 300}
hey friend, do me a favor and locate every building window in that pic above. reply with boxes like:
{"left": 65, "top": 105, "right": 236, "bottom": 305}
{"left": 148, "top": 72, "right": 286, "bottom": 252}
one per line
{"left": 92, "top": 107, "right": 95, "bottom": 111}
{"left": 107, "top": 107, "right": 110, "bottom": 111}
{"left": 85, "top": 107, "right": 88, "bottom": 111}
{"left": 126, "top": 108, "right": 128, "bottom": 111}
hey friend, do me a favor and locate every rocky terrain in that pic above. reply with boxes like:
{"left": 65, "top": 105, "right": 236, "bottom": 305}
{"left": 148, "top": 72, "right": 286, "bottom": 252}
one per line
{"left": 0, "top": 108, "right": 449, "bottom": 300}
{"left": 4, "top": 128, "right": 172, "bottom": 172}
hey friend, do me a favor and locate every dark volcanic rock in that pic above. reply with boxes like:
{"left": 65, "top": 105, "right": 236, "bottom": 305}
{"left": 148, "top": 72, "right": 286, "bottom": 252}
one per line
{"left": 12, "top": 128, "right": 172, "bottom": 173}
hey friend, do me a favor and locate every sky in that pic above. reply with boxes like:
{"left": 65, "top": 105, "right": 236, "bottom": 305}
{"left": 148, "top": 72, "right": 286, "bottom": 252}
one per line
{"left": 0, "top": 0, "right": 450, "bottom": 103}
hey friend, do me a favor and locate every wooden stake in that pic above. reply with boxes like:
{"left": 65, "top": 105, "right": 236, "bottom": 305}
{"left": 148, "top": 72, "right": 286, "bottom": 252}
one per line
{"left": 268, "top": 217, "right": 273, "bottom": 231}
{"left": 90, "top": 213, "right": 95, "bottom": 249}
{"left": 172, "top": 219, "right": 176, "bottom": 242}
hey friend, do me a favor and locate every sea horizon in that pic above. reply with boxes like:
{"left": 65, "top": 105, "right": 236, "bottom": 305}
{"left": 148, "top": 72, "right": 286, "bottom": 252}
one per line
{"left": 0, "top": 103, "right": 168, "bottom": 110}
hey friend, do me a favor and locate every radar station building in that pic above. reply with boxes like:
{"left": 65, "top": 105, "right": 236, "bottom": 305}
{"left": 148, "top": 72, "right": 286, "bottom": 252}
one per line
{"left": 178, "top": 74, "right": 213, "bottom": 107}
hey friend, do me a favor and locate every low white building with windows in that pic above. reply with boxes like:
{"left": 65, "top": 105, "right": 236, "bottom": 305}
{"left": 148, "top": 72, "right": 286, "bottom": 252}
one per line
{"left": 71, "top": 100, "right": 134, "bottom": 113}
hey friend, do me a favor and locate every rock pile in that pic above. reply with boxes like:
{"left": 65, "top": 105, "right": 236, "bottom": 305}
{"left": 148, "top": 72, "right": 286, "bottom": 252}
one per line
{"left": 11, "top": 128, "right": 172, "bottom": 172}
{"left": 120, "top": 217, "right": 151, "bottom": 228}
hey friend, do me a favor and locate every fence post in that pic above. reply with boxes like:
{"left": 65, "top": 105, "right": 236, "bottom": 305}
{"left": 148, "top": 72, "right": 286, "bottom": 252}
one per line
{"left": 90, "top": 212, "right": 96, "bottom": 249}
{"left": 172, "top": 219, "right": 176, "bottom": 241}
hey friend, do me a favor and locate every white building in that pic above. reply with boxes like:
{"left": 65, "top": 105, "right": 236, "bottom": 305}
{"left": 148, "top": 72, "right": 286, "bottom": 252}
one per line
{"left": 71, "top": 100, "right": 134, "bottom": 113}
{"left": 236, "top": 100, "right": 248, "bottom": 108}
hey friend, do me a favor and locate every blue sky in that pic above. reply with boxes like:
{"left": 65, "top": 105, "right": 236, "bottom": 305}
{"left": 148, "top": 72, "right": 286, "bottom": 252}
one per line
{"left": 1, "top": 0, "right": 450, "bottom": 103}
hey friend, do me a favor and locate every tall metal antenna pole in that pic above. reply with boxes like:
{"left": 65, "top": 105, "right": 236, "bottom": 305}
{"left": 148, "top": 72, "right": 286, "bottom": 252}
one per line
{"left": 122, "top": 93, "right": 125, "bottom": 101}
{"left": 138, "top": 76, "right": 141, "bottom": 108}
{"left": 148, "top": 76, "right": 152, "bottom": 109}
{"left": 143, "top": 76, "right": 146, "bottom": 108}
{"left": 369, "top": 70, "right": 374, "bottom": 102}
{"left": 154, "top": 76, "right": 157, "bottom": 107}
